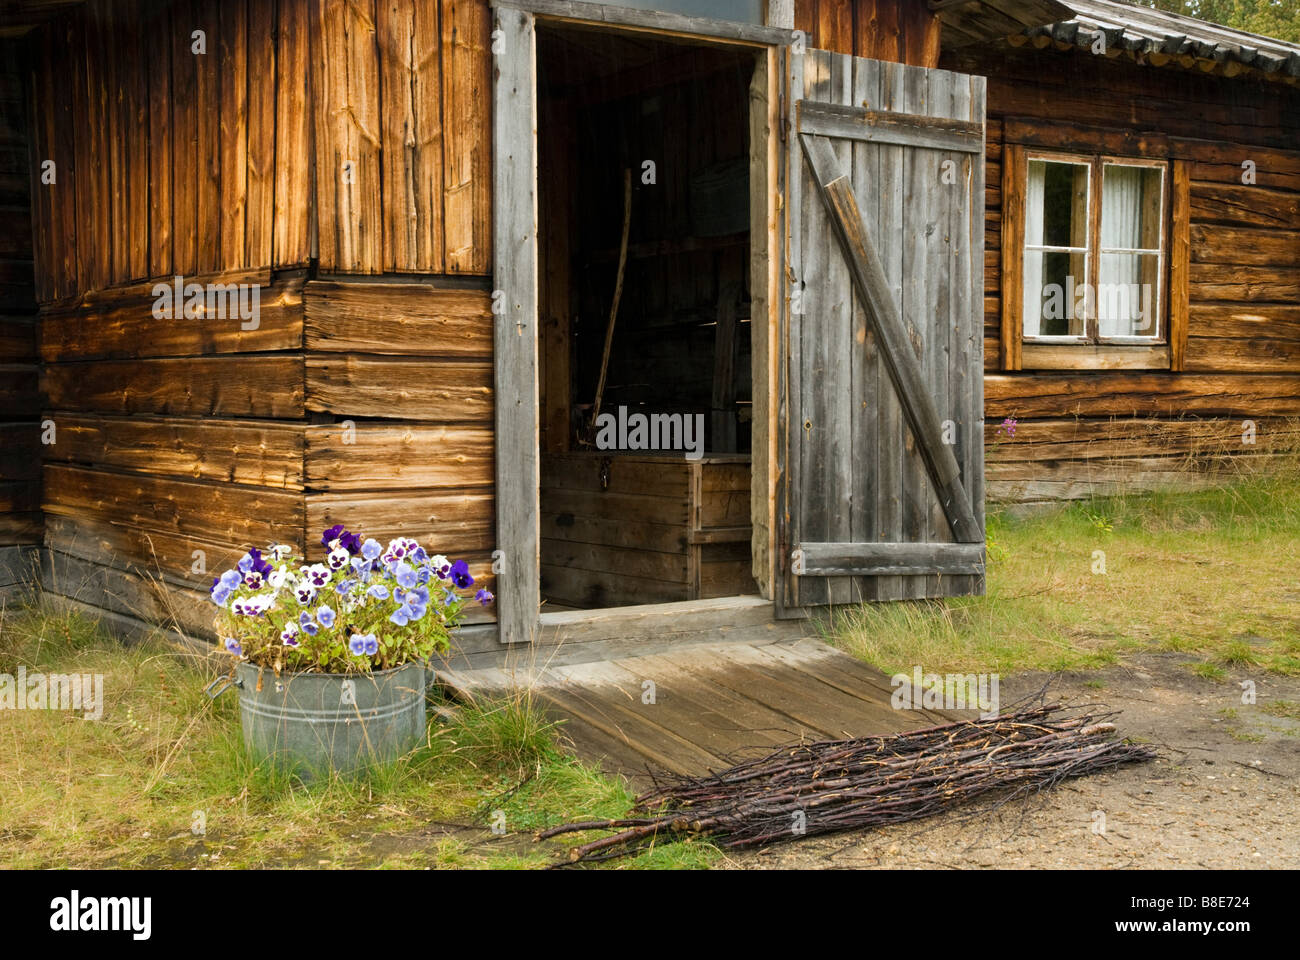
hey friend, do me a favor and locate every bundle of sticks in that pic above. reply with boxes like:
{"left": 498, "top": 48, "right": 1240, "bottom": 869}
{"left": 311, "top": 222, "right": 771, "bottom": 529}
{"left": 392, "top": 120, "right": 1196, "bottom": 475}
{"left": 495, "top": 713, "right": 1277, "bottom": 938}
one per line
{"left": 537, "top": 702, "right": 1158, "bottom": 864}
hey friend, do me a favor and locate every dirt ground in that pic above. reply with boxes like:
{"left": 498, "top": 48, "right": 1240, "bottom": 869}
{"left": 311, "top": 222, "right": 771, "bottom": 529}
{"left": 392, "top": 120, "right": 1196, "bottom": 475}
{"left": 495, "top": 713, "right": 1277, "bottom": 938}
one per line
{"left": 728, "top": 652, "right": 1300, "bottom": 870}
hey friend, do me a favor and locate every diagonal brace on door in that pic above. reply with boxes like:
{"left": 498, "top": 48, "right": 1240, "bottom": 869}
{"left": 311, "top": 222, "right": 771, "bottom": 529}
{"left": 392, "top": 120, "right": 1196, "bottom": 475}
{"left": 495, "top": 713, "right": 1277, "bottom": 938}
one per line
{"left": 799, "top": 132, "right": 980, "bottom": 544}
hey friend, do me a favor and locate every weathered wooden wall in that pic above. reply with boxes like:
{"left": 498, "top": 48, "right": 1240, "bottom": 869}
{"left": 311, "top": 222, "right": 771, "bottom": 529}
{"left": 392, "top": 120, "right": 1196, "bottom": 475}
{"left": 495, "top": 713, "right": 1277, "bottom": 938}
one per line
{"left": 945, "top": 42, "right": 1300, "bottom": 503}
{"left": 0, "top": 38, "right": 40, "bottom": 599}
{"left": 302, "top": 279, "right": 496, "bottom": 620}
{"left": 794, "top": 0, "right": 941, "bottom": 67}
{"left": 312, "top": 0, "right": 491, "bottom": 275}
{"left": 24, "top": 0, "right": 497, "bottom": 633}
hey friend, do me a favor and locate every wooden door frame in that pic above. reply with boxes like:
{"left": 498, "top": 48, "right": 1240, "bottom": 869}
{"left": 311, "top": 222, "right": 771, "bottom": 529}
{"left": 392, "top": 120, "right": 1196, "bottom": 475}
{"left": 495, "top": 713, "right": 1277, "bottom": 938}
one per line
{"left": 491, "top": 1, "right": 788, "bottom": 644}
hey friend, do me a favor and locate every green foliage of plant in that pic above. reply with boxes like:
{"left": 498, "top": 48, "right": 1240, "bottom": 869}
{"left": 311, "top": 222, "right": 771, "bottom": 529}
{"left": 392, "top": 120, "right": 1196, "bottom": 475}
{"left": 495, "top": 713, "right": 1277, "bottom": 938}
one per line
{"left": 1135, "top": 0, "right": 1300, "bottom": 43}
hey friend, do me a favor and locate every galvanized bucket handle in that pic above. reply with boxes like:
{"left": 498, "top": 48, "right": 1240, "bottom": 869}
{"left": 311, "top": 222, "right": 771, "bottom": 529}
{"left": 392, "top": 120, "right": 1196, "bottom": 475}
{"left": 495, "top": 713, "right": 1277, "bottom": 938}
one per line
{"left": 204, "top": 674, "right": 243, "bottom": 700}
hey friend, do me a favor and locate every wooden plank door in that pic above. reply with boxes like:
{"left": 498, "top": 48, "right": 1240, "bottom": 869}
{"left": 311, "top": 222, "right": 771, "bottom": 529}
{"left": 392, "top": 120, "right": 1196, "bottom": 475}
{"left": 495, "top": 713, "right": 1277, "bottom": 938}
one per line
{"left": 780, "top": 49, "right": 987, "bottom": 611}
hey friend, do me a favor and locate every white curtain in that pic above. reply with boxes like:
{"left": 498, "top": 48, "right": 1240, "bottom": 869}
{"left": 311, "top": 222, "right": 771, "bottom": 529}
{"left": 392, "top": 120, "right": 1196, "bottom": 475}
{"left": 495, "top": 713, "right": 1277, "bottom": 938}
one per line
{"left": 1023, "top": 161, "right": 1046, "bottom": 337}
{"left": 1099, "top": 166, "right": 1144, "bottom": 336}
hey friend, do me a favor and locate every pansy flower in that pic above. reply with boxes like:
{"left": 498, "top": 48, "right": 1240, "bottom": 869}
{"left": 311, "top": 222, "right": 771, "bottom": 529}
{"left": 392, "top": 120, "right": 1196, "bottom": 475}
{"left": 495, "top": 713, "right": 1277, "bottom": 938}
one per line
{"left": 429, "top": 555, "right": 451, "bottom": 579}
{"left": 223, "top": 637, "right": 243, "bottom": 656}
{"left": 450, "top": 560, "right": 474, "bottom": 590}
{"left": 295, "top": 583, "right": 318, "bottom": 605}
{"left": 361, "top": 538, "right": 382, "bottom": 561}
{"left": 395, "top": 562, "right": 417, "bottom": 590}
{"left": 303, "top": 564, "right": 331, "bottom": 588}
{"left": 327, "top": 547, "right": 350, "bottom": 570}
{"left": 349, "top": 633, "right": 369, "bottom": 656}
{"left": 366, "top": 584, "right": 390, "bottom": 601}
{"left": 317, "top": 605, "right": 336, "bottom": 629}
{"left": 335, "top": 578, "right": 357, "bottom": 596}
{"left": 211, "top": 584, "right": 233, "bottom": 607}
{"left": 363, "top": 634, "right": 379, "bottom": 656}
{"left": 280, "top": 624, "right": 300, "bottom": 647}
{"left": 476, "top": 588, "right": 494, "bottom": 607}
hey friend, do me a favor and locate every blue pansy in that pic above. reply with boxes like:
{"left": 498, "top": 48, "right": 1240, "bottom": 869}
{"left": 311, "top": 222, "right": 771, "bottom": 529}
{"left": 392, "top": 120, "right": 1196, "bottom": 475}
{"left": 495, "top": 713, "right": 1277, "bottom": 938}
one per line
{"left": 366, "top": 584, "right": 389, "bottom": 600}
{"left": 219, "top": 570, "right": 242, "bottom": 590}
{"left": 363, "top": 635, "right": 379, "bottom": 656}
{"left": 317, "top": 605, "right": 336, "bottom": 629}
{"left": 362, "top": 539, "right": 382, "bottom": 561}
{"left": 349, "top": 634, "right": 368, "bottom": 655}
{"left": 335, "top": 579, "right": 357, "bottom": 596}
{"left": 395, "top": 562, "right": 417, "bottom": 590}
{"left": 224, "top": 638, "right": 243, "bottom": 656}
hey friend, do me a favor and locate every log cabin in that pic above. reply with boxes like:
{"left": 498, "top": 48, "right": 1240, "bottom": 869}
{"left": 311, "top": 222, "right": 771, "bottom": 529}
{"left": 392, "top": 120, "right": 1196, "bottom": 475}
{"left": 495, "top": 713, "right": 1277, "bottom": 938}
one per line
{"left": 0, "top": 0, "right": 1295, "bottom": 655}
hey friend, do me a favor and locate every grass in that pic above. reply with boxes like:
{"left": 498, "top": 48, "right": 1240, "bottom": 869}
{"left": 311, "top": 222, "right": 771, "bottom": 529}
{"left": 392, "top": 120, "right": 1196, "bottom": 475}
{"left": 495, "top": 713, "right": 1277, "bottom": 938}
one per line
{"left": 0, "top": 598, "right": 715, "bottom": 869}
{"left": 829, "top": 464, "right": 1300, "bottom": 679}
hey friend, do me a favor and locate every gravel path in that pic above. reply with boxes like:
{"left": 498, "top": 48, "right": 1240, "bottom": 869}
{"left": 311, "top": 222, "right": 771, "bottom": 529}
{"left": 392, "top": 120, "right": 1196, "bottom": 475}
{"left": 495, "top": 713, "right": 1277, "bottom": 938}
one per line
{"left": 730, "top": 653, "right": 1300, "bottom": 870}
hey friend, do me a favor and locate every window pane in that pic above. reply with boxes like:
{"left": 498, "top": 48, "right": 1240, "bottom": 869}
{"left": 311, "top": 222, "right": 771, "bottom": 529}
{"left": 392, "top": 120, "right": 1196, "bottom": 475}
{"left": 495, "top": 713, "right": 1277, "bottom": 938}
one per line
{"left": 1102, "top": 164, "right": 1163, "bottom": 251}
{"left": 1024, "top": 249, "right": 1088, "bottom": 337}
{"left": 1098, "top": 252, "right": 1160, "bottom": 337}
{"left": 1026, "top": 159, "right": 1089, "bottom": 248}
{"left": 599, "top": 0, "right": 765, "bottom": 23}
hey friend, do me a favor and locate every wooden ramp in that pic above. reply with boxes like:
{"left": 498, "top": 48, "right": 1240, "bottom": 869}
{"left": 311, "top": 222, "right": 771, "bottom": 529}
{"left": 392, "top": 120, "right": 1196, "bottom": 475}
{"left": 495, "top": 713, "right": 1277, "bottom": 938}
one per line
{"left": 435, "top": 637, "right": 952, "bottom": 782}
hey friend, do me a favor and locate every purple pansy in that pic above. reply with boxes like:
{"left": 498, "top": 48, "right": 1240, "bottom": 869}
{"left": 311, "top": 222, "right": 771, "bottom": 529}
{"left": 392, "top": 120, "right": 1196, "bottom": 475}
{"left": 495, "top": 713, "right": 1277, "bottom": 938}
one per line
{"left": 476, "top": 588, "right": 494, "bottom": 607}
{"left": 450, "top": 560, "right": 474, "bottom": 590}
{"left": 223, "top": 637, "right": 243, "bottom": 656}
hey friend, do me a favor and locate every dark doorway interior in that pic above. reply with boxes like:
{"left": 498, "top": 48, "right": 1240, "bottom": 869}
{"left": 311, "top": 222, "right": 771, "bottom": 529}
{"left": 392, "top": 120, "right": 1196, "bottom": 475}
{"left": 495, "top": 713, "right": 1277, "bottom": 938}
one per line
{"left": 536, "top": 24, "right": 760, "bottom": 611}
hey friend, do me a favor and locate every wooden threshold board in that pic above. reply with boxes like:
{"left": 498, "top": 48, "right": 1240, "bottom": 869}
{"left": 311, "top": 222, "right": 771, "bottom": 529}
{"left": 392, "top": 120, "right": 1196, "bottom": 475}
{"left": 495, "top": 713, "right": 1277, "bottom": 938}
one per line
{"left": 434, "top": 637, "right": 956, "bottom": 784}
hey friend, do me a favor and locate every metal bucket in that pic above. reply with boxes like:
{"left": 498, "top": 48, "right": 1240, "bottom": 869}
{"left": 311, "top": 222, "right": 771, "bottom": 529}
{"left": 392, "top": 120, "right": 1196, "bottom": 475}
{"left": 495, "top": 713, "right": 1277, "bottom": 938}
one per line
{"left": 208, "top": 661, "right": 428, "bottom": 778}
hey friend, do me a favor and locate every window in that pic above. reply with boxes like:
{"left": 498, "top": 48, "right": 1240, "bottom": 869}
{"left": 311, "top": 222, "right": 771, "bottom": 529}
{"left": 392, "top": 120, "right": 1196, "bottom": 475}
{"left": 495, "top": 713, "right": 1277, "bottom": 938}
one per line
{"left": 1005, "top": 148, "right": 1171, "bottom": 369}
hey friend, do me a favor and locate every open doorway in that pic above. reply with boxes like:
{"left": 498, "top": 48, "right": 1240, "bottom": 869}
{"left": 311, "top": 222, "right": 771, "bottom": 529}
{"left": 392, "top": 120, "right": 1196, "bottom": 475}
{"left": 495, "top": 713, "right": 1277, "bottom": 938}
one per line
{"left": 535, "top": 23, "right": 761, "bottom": 611}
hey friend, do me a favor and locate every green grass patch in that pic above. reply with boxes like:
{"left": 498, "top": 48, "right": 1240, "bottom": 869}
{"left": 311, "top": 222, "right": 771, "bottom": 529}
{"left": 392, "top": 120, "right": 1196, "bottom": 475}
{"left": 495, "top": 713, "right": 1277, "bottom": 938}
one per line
{"left": 830, "top": 467, "right": 1300, "bottom": 676}
{"left": 0, "top": 598, "right": 712, "bottom": 870}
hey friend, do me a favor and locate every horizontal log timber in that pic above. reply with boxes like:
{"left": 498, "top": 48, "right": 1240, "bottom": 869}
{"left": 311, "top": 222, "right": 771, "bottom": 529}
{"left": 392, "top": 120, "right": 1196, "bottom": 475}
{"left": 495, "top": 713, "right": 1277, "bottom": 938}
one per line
{"left": 797, "top": 542, "right": 986, "bottom": 577}
{"left": 41, "top": 549, "right": 214, "bottom": 638}
{"left": 306, "top": 356, "right": 493, "bottom": 421}
{"left": 305, "top": 422, "right": 493, "bottom": 491}
{"left": 43, "top": 414, "right": 306, "bottom": 489}
{"left": 0, "top": 363, "right": 38, "bottom": 417}
{"left": 1190, "top": 225, "right": 1300, "bottom": 268}
{"left": 984, "top": 417, "right": 1300, "bottom": 461}
{"left": 986, "top": 454, "right": 1279, "bottom": 485}
{"left": 1189, "top": 263, "right": 1300, "bottom": 302}
{"left": 1020, "top": 343, "right": 1171, "bottom": 370}
{"left": 0, "top": 317, "right": 36, "bottom": 360}
{"left": 43, "top": 514, "right": 252, "bottom": 592}
{"left": 0, "top": 512, "right": 42, "bottom": 546}
{"left": 798, "top": 100, "right": 983, "bottom": 153}
{"left": 0, "top": 421, "right": 39, "bottom": 480}
{"left": 39, "top": 271, "right": 305, "bottom": 361}
{"left": 305, "top": 281, "right": 492, "bottom": 357}
{"left": 43, "top": 464, "right": 304, "bottom": 547}
{"left": 306, "top": 489, "right": 494, "bottom": 555}
{"left": 1184, "top": 334, "right": 1300, "bottom": 372}
{"left": 985, "top": 373, "right": 1300, "bottom": 417}
{"left": 1189, "top": 182, "right": 1300, "bottom": 230}
{"left": 497, "top": 0, "right": 795, "bottom": 46}
{"left": 44, "top": 356, "right": 306, "bottom": 417}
